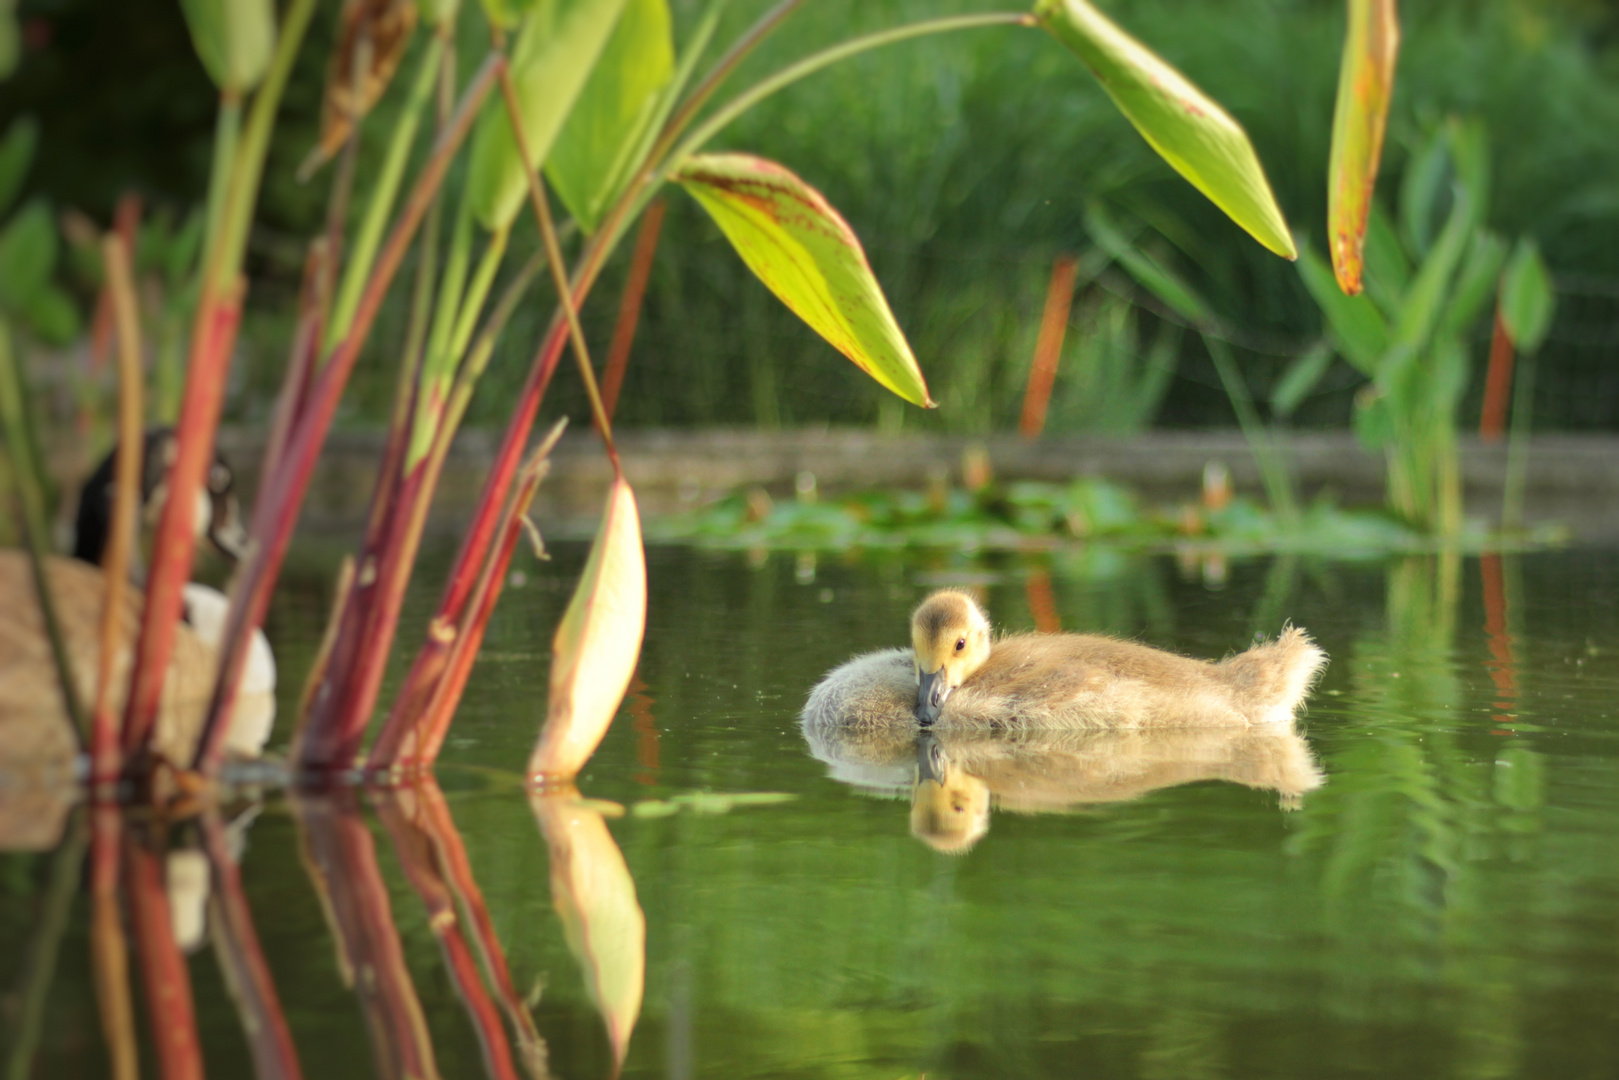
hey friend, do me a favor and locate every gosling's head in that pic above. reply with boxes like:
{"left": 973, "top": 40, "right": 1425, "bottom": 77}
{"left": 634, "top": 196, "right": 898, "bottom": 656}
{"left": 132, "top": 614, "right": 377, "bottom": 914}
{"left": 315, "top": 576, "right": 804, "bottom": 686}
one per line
{"left": 910, "top": 733, "right": 990, "bottom": 853}
{"left": 910, "top": 589, "right": 992, "bottom": 724}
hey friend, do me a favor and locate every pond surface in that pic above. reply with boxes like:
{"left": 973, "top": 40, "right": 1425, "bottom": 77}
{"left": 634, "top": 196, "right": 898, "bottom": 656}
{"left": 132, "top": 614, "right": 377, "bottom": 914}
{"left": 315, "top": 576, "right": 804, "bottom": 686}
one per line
{"left": 4, "top": 544, "right": 1619, "bottom": 1079}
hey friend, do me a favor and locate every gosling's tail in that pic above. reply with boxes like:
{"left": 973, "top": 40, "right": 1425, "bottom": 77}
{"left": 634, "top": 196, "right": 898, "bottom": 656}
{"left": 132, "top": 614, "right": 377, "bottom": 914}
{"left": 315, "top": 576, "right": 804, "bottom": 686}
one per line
{"left": 1218, "top": 626, "right": 1328, "bottom": 724}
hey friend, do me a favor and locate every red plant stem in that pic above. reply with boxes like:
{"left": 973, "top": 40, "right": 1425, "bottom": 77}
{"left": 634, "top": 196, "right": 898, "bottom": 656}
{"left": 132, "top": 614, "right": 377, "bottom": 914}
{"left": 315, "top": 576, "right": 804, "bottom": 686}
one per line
{"left": 417, "top": 782, "right": 547, "bottom": 1071}
{"left": 374, "top": 792, "right": 520, "bottom": 1080}
{"left": 125, "top": 835, "right": 204, "bottom": 1080}
{"left": 1480, "top": 552, "right": 1516, "bottom": 708}
{"left": 122, "top": 281, "right": 244, "bottom": 760}
{"left": 1019, "top": 254, "right": 1079, "bottom": 440}
{"left": 259, "top": 241, "right": 328, "bottom": 495}
{"left": 201, "top": 811, "right": 305, "bottom": 1079}
{"left": 367, "top": 314, "right": 570, "bottom": 768}
{"left": 600, "top": 198, "right": 666, "bottom": 422}
{"left": 90, "top": 807, "right": 138, "bottom": 1080}
{"left": 92, "top": 234, "right": 145, "bottom": 787}
{"left": 294, "top": 793, "right": 439, "bottom": 1079}
{"left": 1024, "top": 569, "right": 1062, "bottom": 634}
{"left": 1479, "top": 304, "right": 1515, "bottom": 443}
{"left": 414, "top": 452, "right": 548, "bottom": 764}
{"left": 195, "top": 54, "right": 502, "bottom": 775}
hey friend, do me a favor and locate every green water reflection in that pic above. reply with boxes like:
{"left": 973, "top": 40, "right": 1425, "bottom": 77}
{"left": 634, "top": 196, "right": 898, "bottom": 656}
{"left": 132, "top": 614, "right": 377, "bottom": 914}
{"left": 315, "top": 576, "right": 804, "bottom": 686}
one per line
{"left": 3, "top": 546, "right": 1618, "bottom": 1078}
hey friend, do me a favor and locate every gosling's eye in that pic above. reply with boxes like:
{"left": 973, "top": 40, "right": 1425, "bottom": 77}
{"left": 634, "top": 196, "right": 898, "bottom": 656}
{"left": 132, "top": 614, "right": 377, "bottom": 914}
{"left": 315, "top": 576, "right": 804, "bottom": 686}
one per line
{"left": 954, "top": 637, "right": 967, "bottom": 652}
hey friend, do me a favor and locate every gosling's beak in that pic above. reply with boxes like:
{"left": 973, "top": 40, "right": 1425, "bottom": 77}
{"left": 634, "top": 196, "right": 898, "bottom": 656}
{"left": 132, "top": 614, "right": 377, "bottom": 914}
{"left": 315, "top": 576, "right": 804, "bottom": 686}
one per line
{"left": 916, "top": 732, "right": 947, "bottom": 784}
{"left": 916, "top": 669, "right": 949, "bottom": 725}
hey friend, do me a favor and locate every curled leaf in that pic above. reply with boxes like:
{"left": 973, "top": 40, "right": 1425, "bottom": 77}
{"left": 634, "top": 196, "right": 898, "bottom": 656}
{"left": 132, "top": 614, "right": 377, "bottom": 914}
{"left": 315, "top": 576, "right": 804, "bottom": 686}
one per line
{"left": 1034, "top": 0, "right": 1295, "bottom": 259}
{"left": 1327, "top": 0, "right": 1399, "bottom": 294}
{"left": 532, "top": 792, "right": 644, "bottom": 1071}
{"left": 466, "top": 0, "right": 630, "bottom": 230}
{"left": 675, "top": 153, "right": 935, "bottom": 407}
{"left": 528, "top": 476, "right": 646, "bottom": 782}
{"left": 300, "top": 0, "right": 420, "bottom": 179}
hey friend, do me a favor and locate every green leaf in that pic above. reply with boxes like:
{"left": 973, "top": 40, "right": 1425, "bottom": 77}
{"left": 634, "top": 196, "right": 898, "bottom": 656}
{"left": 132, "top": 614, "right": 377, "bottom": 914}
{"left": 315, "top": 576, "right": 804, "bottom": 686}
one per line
{"left": 1326, "top": 0, "right": 1398, "bottom": 295}
{"left": 1361, "top": 205, "right": 1409, "bottom": 318}
{"left": 1270, "top": 339, "right": 1335, "bottom": 419}
{"left": 1499, "top": 237, "right": 1554, "bottom": 354}
{"left": 0, "top": 201, "right": 56, "bottom": 310}
{"left": 1352, "top": 386, "right": 1393, "bottom": 450}
{"left": 417, "top": 0, "right": 464, "bottom": 27}
{"left": 465, "top": 0, "right": 630, "bottom": 231}
{"left": 0, "top": 0, "right": 17, "bottom": 80}
{"left": 1398, "top": 127, "right": 1447, "bottom": 257}
{"left": 24, "top": 285, "right": 78, "bottom": 345}
{"left": 1297, "top": 241, "right": 1388, "bottom": 374}
{"left": 1034, "top": 0, "right": 1295, "bottom": 259}
{"left": 676, "top": 153, "right": 935, "bottom": 408}
{"left": 1436, "top": 229, "right": 1506, "bottom": 340}
{"left": 1390, "top": 186, "right": 1473, "bottom": 352}
{"left": 0, "top": 117, "right": 38, "bottom": 219}
{"left": 478, "top": 0, "right": 539, "bottom": 28}
{"left": 545, "top": 0, "right": 673, "bottom": 232}
{"left": 178, "top": 0, "right": 276, "bottom": 93}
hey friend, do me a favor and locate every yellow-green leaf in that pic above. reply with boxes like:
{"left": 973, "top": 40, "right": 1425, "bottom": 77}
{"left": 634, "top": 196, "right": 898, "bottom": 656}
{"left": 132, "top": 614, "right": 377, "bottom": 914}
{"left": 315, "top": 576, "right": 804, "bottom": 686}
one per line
{"left": 466, "top": 0, "right": 630, "bottom": 231}
{"left": 1327, "top": 0, "right": 1399, "bottom": 295}
{"left": 1033, "top": 0, "right": 1296, "bottom": 259}
{"left": 675, "top": 153, "right": 936, "bottom": 408}
{"left": 532, "top": 792, "right": 645, "bottom": 1071}
{"left": 529, "top": 475, "right": 646, "bottom": 781}
{"left": 179, "top": 0, "right": 276, "bottom": 93}
{"left": 546, "top": 0, "right": 673, "bottom": 232}
{"left": 1500, "top": 238, "right": 1554, "bottom": 354}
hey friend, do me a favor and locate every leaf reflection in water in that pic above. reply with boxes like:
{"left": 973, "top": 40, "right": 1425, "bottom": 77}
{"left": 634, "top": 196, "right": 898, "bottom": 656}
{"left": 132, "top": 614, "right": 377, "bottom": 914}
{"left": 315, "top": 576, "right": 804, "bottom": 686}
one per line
{"left": 531, "top": 788, "right": 646, "bottom": 1076}
{"left": 804, "top": 717, "right": 1324, "bottom": 853}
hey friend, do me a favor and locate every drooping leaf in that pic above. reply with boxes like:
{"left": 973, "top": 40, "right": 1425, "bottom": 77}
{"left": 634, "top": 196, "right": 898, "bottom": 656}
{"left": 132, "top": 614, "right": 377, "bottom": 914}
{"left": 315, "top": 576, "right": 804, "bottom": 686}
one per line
{"left": 1034, "top": 0, "right": 1296, "bottom": 259}
{"left": 529, "top": 475, "right": 646, "bottom": 781}
{"left": 1297, "top": 241, "right": 1388, "bottom": 374}
{"left": 1270, "top": 339, "right": 1336, "bottom": 419}
{"left": 531, "top": 793, "right": 645, "bottom": 1071}
{"left": 1326, "top": 0, "right": 1399, "bottom": 295}
{"left": 178, "top": 0, "right": 277, "bottom": 93}
{"left": 545, "top": 0, "right": 673, "bottom": 232}
{"left": 301, "top": 0, "right": 420, "bottom": 178}
{"left": 676, "top": 153, "right": 935, "bottom": 407}
{"left": 0, "top": 116, "right": 38, "bottom": 218}
{"left": 0, "top": 200, "right": 56, "bottom": 310}
{"left": 1499, "top": 237, "right": 1554, "bottom": 354}
{"left": 466, "top": 0, "right": 630, "bottom": 231}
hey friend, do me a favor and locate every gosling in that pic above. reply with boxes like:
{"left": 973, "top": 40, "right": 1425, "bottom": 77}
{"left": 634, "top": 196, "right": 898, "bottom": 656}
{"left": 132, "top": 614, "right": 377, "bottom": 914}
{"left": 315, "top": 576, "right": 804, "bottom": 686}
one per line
{"left": 805, "top": 588, "right": 1326, "bottom": 732}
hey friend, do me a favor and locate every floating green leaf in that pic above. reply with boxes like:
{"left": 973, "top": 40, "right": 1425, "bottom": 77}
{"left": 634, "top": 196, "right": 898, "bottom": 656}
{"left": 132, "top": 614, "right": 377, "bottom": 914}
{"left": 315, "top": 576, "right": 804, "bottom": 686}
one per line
{"left": 1499, "top": 238, "right": 1554, "bottom": 354}
{"left": 1327, "top": 0, "right": 1399, "bottom": 295}
{"left": 529, "top": 475, "right": 647, "bottom": 781}
{"left": 0, "top": 117, "right": 38, "bottom": 219}
{"left": 546, "top": 0, "right": 673, "bottom": 232}
{"left": 466, "top": 0, "right": 629, "bottom": 231}
{"left": 1034, "top": 0, "right": 1296, "bottom": 259}
{"left": 179, "top": 0, "right": 277, "bottom": 93}
{"left": 676, "top": 153, "right": 935, "bottom": 407}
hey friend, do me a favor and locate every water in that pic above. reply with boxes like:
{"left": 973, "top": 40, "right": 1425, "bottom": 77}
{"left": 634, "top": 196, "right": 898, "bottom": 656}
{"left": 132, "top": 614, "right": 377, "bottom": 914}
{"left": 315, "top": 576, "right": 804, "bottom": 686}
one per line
{"left": 4, "top": 545, "right": 1618, "bottom": 1078}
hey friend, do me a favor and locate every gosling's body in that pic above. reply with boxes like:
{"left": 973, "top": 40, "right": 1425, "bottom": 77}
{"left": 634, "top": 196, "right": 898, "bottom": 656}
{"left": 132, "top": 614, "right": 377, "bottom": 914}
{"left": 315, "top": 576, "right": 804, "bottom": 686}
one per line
{"left": 804, "top": 589, "right": 1326, "bottom": 732}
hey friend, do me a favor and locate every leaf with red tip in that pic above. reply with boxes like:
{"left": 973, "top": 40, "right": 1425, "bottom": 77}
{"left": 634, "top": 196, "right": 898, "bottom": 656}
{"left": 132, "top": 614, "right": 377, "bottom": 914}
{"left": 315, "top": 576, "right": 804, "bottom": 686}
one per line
{"left": 675, "top": 153, "right": 936, "bottom": 408}
{"left": 528, "top": 475, "right": 646, "bottom": 782}
{"left": 1327, "top": 0, "right": 1400, "bottom": 294}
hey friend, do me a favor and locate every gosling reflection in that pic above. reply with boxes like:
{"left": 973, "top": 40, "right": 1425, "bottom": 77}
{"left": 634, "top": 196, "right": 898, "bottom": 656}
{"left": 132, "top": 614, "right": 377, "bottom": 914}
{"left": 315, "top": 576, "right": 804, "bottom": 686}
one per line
{"left": 806, "top": 719, "right": 1325, "bottom": 853}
